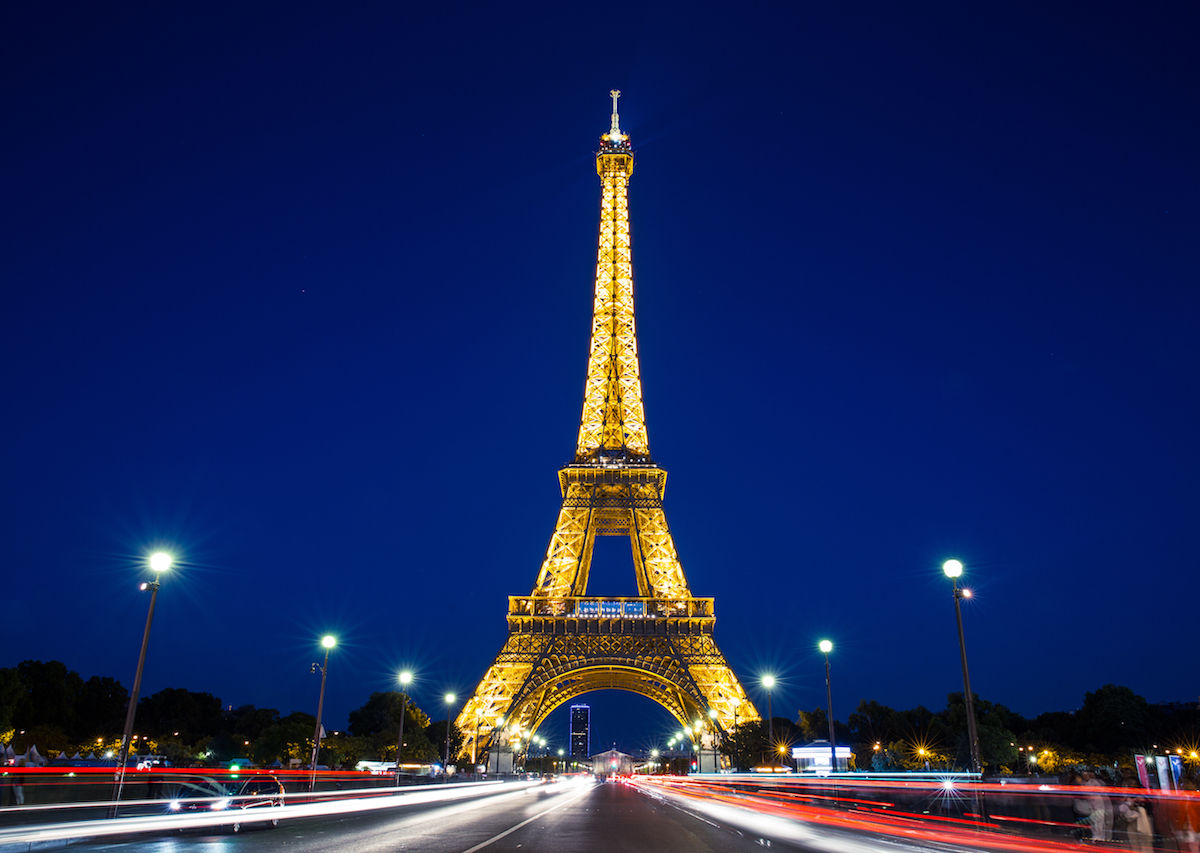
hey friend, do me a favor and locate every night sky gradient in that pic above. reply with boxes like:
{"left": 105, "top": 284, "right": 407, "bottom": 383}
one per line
{"left": 3, "top": 2, "right": 1197, "bottom": 755}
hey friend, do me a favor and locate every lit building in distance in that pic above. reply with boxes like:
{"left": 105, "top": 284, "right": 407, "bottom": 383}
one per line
{"left": 570, "top": 704, "right": 590, "bottom": 759}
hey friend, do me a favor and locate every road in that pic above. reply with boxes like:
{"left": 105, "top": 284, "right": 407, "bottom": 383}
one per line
{"left": 20, "top": 777, "right": 928, "bottom": 853}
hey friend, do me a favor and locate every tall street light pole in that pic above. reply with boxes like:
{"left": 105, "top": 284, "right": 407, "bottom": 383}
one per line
{"left": 819, "top": 639, "right": 837, "bottom": 773}
{"left": 761, "top": 675, "right": 776, "bottom": 765}
{"left": 310, "top": 635, "right": 336, "bottom": 792}
{"left": 395, "top": 670, "right": 412, "bottom": 784}
{"left": 943, "top": 559, "right": 982, "bottom": 774}
{"left": 443, "top": 693, "right": 456, "bottom": 781}
{"left": 112, "top": 551, "right": 173, "bottom": 811}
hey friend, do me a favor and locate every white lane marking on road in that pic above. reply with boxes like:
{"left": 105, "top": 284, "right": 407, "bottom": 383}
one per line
{"left": 459, "top": 786, "right": 592, "bottom": 853}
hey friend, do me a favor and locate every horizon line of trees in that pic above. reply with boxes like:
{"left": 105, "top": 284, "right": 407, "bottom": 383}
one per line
{"left": 4, "top": 660, "right": 1197, "bottom": 774}
{"left": 0, "top": 660, "right": 458, "bottom": 769}
{"left": 730, "top": 684, "right": 1200, "bottom": 774}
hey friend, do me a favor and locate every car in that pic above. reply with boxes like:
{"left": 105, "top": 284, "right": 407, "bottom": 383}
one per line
{"left": 168, "top": 774, "right": 285, "bottom": 832}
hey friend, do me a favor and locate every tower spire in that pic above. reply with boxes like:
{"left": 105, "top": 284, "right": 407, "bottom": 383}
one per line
{"left": 578, "top": 90, "right": 642, "bottom": 462}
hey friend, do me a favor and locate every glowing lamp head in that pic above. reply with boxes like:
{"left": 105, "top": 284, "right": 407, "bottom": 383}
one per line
{"left": 762, "top": 674, "right": 776, "bottom": 689}
{"left": 149, "top": 552, "right": 173, "bottom": 573}
{"left": 942, "top": 559, "right": 964, "bottom": 579}
{"left": 444, "top": 692, "right": 456, "bottom": 704}
{"left": 399, "top": 670, "right": 413, "bottom": 686}
{"left": 818, "top": 639, "right": 833, "bottom": 654}
{"left": 321, "top": 635, "right": 337, "bottom": 649}
{"left": 708, "top": 708, "right": 718, "bottom": 720}
{"left": 961, "top": 588, "right": 973, "bottom": 599}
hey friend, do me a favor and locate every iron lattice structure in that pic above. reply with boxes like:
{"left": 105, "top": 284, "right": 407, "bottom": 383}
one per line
{"left": 456, "top": 92, "right": 758, "bottom": 765}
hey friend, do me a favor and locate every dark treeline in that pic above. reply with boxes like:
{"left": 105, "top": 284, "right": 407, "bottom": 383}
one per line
{"left": 0, "top": 660, "right": 450, "bottom": 769}
{"left": 735, "top": 684, "right": 1200, "bottom": 774}
{"left": 4, "top": 660, "right": 1197, "bottom": 774}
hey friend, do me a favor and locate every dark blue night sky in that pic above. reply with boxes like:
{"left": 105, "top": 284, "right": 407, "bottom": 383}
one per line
{"left": 3, "top": 2, "right": 1197, "bottom": 754}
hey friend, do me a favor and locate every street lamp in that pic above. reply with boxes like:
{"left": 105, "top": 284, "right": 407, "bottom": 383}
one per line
{"left": 310, "top": 634, "right": 336, "bottom": 792}
{"left": 818, "top": 639, "right": 837, "bottom": 773}
{"left": 113, "top": 551, "right": 173, "bottom": 810}
{"left": 761, "top": 675, "right": 776, "bottom": 764}
{"left": 395, "top": 670, "right": 413, "bottom": 783}
{"left": 943, "top": 559, "right": 982, "bottom": 774}
{"left": 443, "top": 692, "right": 457, "bottom": 780}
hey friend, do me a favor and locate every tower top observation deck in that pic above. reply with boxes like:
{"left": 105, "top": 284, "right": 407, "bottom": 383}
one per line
{"left": 597, "top": 89, "right": 633, "bottom": 173}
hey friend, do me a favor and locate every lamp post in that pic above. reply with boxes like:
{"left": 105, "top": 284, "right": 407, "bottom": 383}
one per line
{"left": 112, "top": 551, "right": 172, "bottom": 810}
{"left": 761, "top": 675, "right": 776, "bottom": 765}
{"left": 443, "top": 693, "right": 456, "bottom": 781}
{"left": 819, "top": 639, "right": 837, "bottom": 773}
{"left": 395, "top": 670, "right": 412, "bottom": 783}
{"left": 309, "top": 635, "right": 336, "bottom": 792}
{"left": 943, "top": 559, "right": 981, "bottom": 774}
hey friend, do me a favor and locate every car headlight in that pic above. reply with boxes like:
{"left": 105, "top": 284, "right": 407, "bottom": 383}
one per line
{"left": 169, "top": 801, "right": 181, "bottom": 811}
{"left": 211, "top": 798, "right": 231, "bottom": 811}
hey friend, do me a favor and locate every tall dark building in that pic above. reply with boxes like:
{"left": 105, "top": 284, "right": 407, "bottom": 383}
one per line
{"left": 569, "top": 704, "right": 590, "bottom": 758}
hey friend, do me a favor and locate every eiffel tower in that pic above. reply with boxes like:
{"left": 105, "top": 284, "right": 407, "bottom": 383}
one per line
{"left": 455, "top": 92, "right": 758, "bottom": 767}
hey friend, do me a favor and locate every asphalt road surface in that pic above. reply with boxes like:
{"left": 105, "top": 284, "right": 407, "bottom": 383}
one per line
{"left": 44, "top": 779, "right": 959, "bottom": 853}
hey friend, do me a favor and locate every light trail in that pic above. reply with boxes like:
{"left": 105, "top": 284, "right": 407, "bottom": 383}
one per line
{"left": 0, "top": 778, "right": 554, "bottom": 846}
{"left": 626, "top": 775, "right": 1147, "bottom": 853}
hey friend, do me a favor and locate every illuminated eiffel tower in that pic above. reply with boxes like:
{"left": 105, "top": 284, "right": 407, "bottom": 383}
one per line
{"left": 456, "top": 92, "right": 758, "bottom": 767}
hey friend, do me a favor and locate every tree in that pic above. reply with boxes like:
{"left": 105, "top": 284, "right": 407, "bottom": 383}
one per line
{"left": 1075, "top": 684, "right": 1150, "bottom": 754}
{"left": 943, "top": 692, "right": 1018, "bottom": 771}
{"left": 229, "top": 705, "right": 280, "bottom": 743}
{"left": 137, "top": 688, "right": 222, "bottom": 743}
{"left": 252, "top": 712, "right": 316, "bottom": 766}
{"left": 76, "top": 676, "right": 129, "bottom": 740}
{"left": 722, "top": 720, "right": 768, "bottom": 770}
{"left": 14, "top": 660, "right": 84, "bottom": 734}
{"left": 798, "top": 707, "right": 828, "bottom": 742}
{"left": 425, "top": 719, "right": 463, "bottom": 765}
{"left": 347, "top": 691, "right": 434, "bottom": 762}
{"left": 0, "top": 668, "right": 22, "bottom": 734}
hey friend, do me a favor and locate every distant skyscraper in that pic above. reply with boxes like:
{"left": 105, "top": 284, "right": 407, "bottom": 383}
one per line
{"left": 569, "top": 704, "right": 590, "bottom": 758}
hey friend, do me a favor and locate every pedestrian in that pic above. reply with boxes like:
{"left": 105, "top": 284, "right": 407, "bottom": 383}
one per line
{"left": 1116, "top": 778, "right": 1154, "bottom": 852}
{"left": 1071, "top": 770, "right": 1113, "bottom": 843}
{"left": 10, "top": 759, "right": 25, "bottom": 806}
{"left": 1173, "top": 778, "right": 1200, "bottom": 853}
